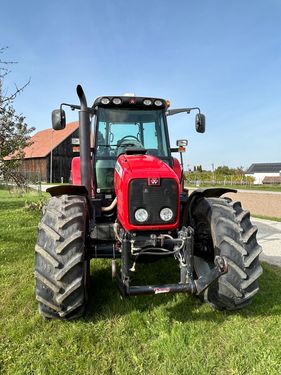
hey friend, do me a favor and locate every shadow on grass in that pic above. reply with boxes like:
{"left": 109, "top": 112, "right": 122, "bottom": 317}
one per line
{"left": 0, "top": 200, "right": 25, "bottom": 211}
{"left": 84, "top": 258, "right": 180, "bottom": 322}
{"left": 83, "top": 260, "right": 281, "bottom": 323}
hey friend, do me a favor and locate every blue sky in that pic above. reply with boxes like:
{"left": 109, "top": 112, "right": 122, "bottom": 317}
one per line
{"left": 1, "top": 0, "right": 281, "bottom": 170}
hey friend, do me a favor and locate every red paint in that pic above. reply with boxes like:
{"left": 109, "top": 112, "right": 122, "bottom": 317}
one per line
{"left": 172, "top": 157, "right": 182, "bottom": 189}
{"left": 154, "top": 287, "right": 171, "bottom": 294}
{"left": 71, "top": 157, "right": 94, "bottom": 196}
{"left": 71, "top": 157, "right": 81, "bottom": 185}
{"left": 114, "top": 154, "right": 180, "bottom": 232}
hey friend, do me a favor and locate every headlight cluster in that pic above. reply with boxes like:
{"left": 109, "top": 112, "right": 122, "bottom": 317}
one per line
{"left": 101, "top": 97, "right": 122, "bottom": 105}
{"left": 143, "top": 99, "right": 163, "bottom": 106}
{"left": 100, "top": 97, "right": 164, "bottom": 107}
{"left": 134, "top": 207, "right": 174, "bottom": 223}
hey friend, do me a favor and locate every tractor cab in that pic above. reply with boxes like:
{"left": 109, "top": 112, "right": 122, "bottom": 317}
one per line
{"left": 93, "top": 96, "right": 171, "bottom": 194}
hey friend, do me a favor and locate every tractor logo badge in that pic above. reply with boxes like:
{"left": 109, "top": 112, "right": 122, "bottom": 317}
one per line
{"left": 148, "top": 177, "right": 160, "bottom": 186}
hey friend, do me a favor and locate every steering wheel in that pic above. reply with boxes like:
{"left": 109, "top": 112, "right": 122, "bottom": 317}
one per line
{"left": 116, "top": 135, "right": 144, "bottom": 156}
{"left": 117, "top": 135, "right": 140, "bottom": 146}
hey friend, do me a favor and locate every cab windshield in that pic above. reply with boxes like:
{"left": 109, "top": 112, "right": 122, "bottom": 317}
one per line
{"left": 96, "top": 108, "right": 169, "bottom": 157}
{"left": 95, "top": 108, "right": 170, "bottom": 191}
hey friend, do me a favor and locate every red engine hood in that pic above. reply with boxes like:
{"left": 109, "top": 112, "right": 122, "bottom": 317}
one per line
{"left": 116, "top": 154, "right": 178, "bottom": 179}
{"left": 114, "top": 154, "right": 180, "bottom": 231}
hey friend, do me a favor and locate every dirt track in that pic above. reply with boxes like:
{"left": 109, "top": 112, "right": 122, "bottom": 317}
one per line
{"left": 187, "top": 188, "right": 281, "bottom": 218}
{"left": 224, "top": 191, "right": 281, "bottom": 218}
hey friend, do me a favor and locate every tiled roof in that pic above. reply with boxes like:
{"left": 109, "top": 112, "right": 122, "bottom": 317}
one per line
{"left": 6, "top": 122, "right": 79, "bottom": 160}
{"left": 246, "top": 163, "right": 281, "bottom": 174}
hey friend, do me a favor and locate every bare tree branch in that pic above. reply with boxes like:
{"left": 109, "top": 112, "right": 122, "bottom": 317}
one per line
{"left": 0, "top": 46, "right": 30, "bottom": 104}
{"left": 1, "top": 78, "right": 31, "bottom": 104}
{"left": 0, "top": 47, "right": 34, "bottom": 187}
{"left": 0, "top": 59, "right": 18, "bottom": 65}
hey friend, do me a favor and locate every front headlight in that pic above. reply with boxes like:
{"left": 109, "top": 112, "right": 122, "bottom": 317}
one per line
{"left": 160, "top": 207, "right": 173, "bottom": 222}
{"left": 135, "top": 208, "right": 149, "bottom": 223}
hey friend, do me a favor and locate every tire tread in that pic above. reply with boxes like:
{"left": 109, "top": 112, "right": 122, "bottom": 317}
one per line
{"left": 35, "top": 194, "right": 88, "bottom": 319}
{"left": 193, "top": 197, "right": 262, "bottom": 310}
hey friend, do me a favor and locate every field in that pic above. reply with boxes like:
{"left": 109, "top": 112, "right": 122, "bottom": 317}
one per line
{"left": 224, "top": 184, "right": 281, "bottom": 192}
{"left": 1, "top": 188, "right": 281, "bottom": 375}
{"left": 224, "top": 191, "right": 281, "bottom": 219}
{"left": 186, "top": 186, "right": 281, "bottom": 219}
{"left": 186, "top": 183, "right": 281, "bottom": 193}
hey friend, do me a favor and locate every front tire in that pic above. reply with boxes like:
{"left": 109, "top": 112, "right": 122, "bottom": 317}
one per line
{"left": 192, "top": 197, "right": 262, "bottom": 310}
{"left": 35, "top": 195, "right": 89, "bottom": 319}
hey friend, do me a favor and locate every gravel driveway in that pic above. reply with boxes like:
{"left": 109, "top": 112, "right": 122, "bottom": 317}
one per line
{"left": 253, "top": 218, "right": 281, "bottom": 267}
{"left": 225, "top": 190, "right": 281, "bottom": 218}
{"left": 219, "top": 190, "right": 281, "bottom": 267}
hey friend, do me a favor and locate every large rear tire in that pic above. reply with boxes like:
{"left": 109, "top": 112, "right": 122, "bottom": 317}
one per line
{"left": 35, "top": 195, "right": 89, "bottom": 319}
{"left": 192, "top": 197, "right": 262, "bottom": 310}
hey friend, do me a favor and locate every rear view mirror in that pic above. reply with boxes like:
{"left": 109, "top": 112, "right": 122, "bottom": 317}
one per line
{"left": 52, "top": 109, "right": 66, "bottom": 130}
{"left": 195, "top": 113, "right": 205, "bottom": 133}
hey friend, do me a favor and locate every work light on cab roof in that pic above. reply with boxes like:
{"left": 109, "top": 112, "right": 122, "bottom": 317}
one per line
{"left": 101, "top": 97, "right": 110, "bottom": 105}
{"left": 112, "top": 97, "right": 122, "bottom": 105}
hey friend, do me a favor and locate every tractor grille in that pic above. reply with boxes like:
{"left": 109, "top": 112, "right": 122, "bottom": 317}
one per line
{"left": 129, "top": 178, "right": 178, "bottom": 225}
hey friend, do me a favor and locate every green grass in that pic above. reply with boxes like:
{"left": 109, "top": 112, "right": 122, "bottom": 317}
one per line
{"left": 1, "top": 189, "right": 281, "bottom": 375}
{"left": 253, "top": 215, "right": 281, "bottom": 222}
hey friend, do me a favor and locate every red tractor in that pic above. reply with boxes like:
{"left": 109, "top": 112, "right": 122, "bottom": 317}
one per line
{"left": 35, "top": 85, "right": 262, "bottom": 319}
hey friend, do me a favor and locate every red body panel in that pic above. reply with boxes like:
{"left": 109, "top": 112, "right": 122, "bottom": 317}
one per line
{"left": 114, "top": 154, "right": 180, "bottom": 232}
{"left": 71, "top": 157, "right": 94, "bottom": 196}
{"left": 172, "top": 157, "right": 182, "bottom": 187}
{"left": 71, "top": 157, "right": 82, "bottom": 185}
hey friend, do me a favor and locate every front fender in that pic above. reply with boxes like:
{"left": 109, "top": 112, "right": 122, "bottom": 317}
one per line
{"left": 183, "top": 187, "right": 237, "bottom": 227}
{"left": 189, "top": 187, "right": 236, "bottom": 199}
{"left": 46, "top": 184, "right": 88, "bottom": 197}
{"left": 46, "top": 184, "right": 93, "bottom": 217}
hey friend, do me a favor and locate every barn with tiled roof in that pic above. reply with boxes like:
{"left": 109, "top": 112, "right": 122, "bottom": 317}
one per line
{"left": 9, "top": 122, "right": 79, "bottom": 183}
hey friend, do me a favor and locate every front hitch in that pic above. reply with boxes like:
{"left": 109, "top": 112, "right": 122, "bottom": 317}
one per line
{"left": 116, "top": 256, "right": 227, "bottom": 297}
{"left": 115, "top": 227, "right": 228, "bottom": 297}
{"left": 195, "top": 256, "right": 228, "bottom": 295}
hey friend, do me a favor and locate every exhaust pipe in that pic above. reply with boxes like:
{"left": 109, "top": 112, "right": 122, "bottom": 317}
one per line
{"left": 76, "top": 85, "right": 92, "bottom": 196}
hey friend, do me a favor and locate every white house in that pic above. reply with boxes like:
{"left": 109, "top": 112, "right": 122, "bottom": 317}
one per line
{"left": 246, "top": 163, "right": 281, "bottom": 184}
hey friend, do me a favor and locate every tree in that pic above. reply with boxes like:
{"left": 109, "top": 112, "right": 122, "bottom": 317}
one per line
{"left": 215, "top": 165, "right": 233, "bottom": 175}
{"left": 193, "top": 165, "right": 203, "bottom": 173}
{"left": 0, "top": 47, "right": 34, "bottom": 185}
